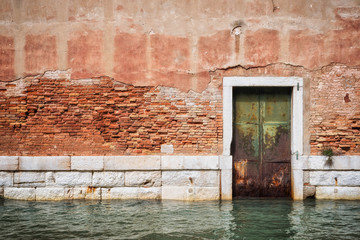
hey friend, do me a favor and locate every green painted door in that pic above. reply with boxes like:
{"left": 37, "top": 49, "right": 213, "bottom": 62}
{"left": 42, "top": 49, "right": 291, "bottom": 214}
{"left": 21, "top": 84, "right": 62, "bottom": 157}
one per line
{"left": 232, "top": 87, "right": 291, "bottom": 197}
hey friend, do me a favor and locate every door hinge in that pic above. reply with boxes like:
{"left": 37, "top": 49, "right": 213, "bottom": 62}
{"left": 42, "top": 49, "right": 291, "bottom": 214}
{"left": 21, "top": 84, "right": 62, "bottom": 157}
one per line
{"left": 297, "top": 82, "right": 299, "bottom": 91}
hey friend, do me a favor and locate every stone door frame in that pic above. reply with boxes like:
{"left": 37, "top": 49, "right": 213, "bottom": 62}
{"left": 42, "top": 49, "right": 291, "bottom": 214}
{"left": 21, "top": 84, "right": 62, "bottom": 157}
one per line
{"left": 222, "top": 77, "right": 304, "bottom": 200}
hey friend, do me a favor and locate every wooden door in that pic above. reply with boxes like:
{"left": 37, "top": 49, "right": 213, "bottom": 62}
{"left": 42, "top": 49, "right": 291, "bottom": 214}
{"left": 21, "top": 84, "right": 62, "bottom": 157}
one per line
{"left": 232, "top": 87, "right": 291, "bottom": 197}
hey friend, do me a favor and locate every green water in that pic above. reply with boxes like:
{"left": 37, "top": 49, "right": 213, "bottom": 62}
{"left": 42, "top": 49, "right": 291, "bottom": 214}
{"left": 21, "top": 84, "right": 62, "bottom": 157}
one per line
{"left": 0, "top": 198, "right": 359, "bottom": 239}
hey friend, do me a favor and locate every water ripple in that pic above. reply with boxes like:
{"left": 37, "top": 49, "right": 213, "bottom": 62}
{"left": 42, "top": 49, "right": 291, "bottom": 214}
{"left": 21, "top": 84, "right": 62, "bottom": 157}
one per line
{"left": 0, "top": 198, "right": 359, "bottom": 239}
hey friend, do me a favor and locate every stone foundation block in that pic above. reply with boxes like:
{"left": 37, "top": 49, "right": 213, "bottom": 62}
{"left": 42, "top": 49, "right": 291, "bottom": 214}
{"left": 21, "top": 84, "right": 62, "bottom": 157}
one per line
{"left": 36, "top": 188, "right": 65, "bottom": 201}
{"left": 162, "top": 170, "right": 219, "bottom": 187}
{"left": 4, "top": 187, "right": 36, "bottom": 200}
{"left": 221, "top": 169, "right": 232, "bottom": 200}
{"left": 84, "top": 187, "right": 101, "bottom": 200}
{"left": 65, "top": 187, "right": 87, "bottom": 199}
{"left": 104, "top": 156, "right": 160, "bottom": 170}
{"left": 125, "top": 171, "right": 161, "bottom": 187}
{"left": 54, "top": 172, "right": 92, "bottom": 187}
{"left": 316, "top": 186, "right": 360, "bottom": 200}
{"left": 303, "top": 170, "right": 310, "bottom": 183}
{"left": 19, "top": 156, "right": 70, "bottom": 171}
{"left": 303, "top": 185, "right": 316, "bottom": 199}
{"left": 45, "top": 172, "right": 56, "bottom": 186}
{"left": 101, "top": 187, "right": 161, "bottom": 200}
{"left": 14, "top": 172, "right": 45, "bottom": 187}
{"left": 92, "top": 172, "right": 124, "bottom": 187}
{"left": 161, "top": 156, "right": 219, "bottom": 170}
{"left": 220, "top": 156, "right": 232, "bottom": 170}
{"left": 292, "top": 169, "right": 304, "bottom": 200}
{"left": 292, "top": 155, "right": 305, "bottom": 170}
{"left": 0, "top": 172, "right": 13, "bottom": 187}
{"left": 71, "top": 156, "right": 104, "bottom": 170}
{"left": 307, "top": 156, "right": 360, "bottom": 170}
{"left": 162, "top": 186, "right": 219, "bottom": 201}
{"left": 309, "top": 171, "right": 360, "bottom": 186}
{"left": 0, "top": 156, "right": 18, "bottom": 170}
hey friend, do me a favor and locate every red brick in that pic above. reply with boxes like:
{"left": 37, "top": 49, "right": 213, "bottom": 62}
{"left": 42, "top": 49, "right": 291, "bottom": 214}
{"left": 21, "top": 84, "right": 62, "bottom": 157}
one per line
{"left": 245, "top": 29, "right": 280, "bottom": 66}
{"left": 289, "top": 30, "right": 325, "bottom": 69}
{"left": 198, "top": 30, "right": 232, "bottom": 70}
{"left": 68, "top": 30, "right": 104, "bottom": 79}
{"left": 151, "top": 34, "right": 190, "bottom": 72}
{"left": 0, "top": 35, "right": 15, "bottom": 81}
{"left": 25, "top": 34, "right": 57, "bottom": 74}
{"left": 114, "top": 32, "right": 146, "bottom": 84}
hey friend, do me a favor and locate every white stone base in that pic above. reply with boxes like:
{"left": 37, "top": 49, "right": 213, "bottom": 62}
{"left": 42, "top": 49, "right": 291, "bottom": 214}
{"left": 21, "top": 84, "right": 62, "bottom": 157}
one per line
{"left": 316, "top": 187, "right": 360, "bottom": 200}
{"left": 1, "top": 155, "right": 359, "bottom": 201}
{"left": 0, "top": 155, "right": 229, "bottom": 201}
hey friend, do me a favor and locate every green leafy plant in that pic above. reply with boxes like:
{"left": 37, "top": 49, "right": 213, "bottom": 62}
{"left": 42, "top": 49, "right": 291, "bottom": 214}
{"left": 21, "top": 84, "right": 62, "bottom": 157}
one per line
{"left": 322, "top": 148, "right": 334, "bottom": 167}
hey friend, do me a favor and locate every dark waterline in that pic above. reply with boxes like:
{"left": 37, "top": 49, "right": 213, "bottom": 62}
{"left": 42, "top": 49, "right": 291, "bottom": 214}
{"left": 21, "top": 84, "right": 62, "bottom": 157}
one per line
{"left": 0, "top": 198, "right": 359, "bottom": 239}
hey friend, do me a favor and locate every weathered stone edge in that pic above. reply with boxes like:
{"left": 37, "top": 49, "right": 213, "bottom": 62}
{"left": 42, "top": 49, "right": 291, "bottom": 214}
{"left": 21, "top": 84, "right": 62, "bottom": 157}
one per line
{"left": 0, "top": 155, "right": 225, "bottom": 171}
{"left": 301, "top": 156, "right": 360, "bottom": 170}
{"left": 2, "top": 155, "right": 360, "bottom": 171}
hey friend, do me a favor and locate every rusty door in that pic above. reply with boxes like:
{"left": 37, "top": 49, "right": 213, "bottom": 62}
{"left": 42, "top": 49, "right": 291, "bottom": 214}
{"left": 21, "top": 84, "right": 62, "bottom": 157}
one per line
{"left": 232, "top": 87, "right": 291, "bottom": 197}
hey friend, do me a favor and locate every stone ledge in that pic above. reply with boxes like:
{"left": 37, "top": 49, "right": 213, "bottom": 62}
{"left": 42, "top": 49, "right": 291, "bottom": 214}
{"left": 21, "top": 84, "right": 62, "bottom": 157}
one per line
{"left": 162, "top": 170, "right": 219, "bottom": 187}
{"left": 309, "top": 171, "right": 360, "bottom": 186}
{"left": 162, "top": 186, "right": 220, "bottom": 201}
{"left": 161, "top": 156, "right": 219, "bottom": 170}
{"left": 14, "top": 172, "right": 46, "bottom": 187}
{"left": 4, "top": 187, "right": 36, "bottom": 200}
{"left": 71, "top": 156, "right": 104, "bottom": 171}
{"left": 92, "top": 172, "right": 124, "bottom": 187}
{"left": 54, "top": 172, "right": 92, "bottom": 187}
{"left": 221, "top": 169, "right": 232, "bottom": 200}
{"left": 303, "top": 156, "right": 360, "bottom": 170}
{"left": 19, "top": 156, "right": 70, "bottom": 171}
{"left": 102, "top": 187, "right": 161, "bottom": 200}
{"left": 0, "top": 156, "right": 18, "bottom": 170}
{"left": 220, "top": 156, "right": 232, "bottom": 170}
{"left": 36, "top": 187, "right": 65, "bottom": 201}
{"left": 0, "top": 172, "right": 13, "bottom": 187}
{"left": 104, "top": 156, "right": 161, "bottom": 170}
{"left": 316, "top": 186, "right": 360, "bottom": 200}
{"left": 125, "top": 171, "right": 161, "bottom": 187}
{"left": 2, "top": 155, "right": 223, "bottom": 171}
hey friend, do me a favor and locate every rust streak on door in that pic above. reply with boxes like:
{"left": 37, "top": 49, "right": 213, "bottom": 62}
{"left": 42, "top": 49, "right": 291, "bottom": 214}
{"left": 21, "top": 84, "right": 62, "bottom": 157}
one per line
{"left": 232, "top": 87, "right": 291, "bottom": 198}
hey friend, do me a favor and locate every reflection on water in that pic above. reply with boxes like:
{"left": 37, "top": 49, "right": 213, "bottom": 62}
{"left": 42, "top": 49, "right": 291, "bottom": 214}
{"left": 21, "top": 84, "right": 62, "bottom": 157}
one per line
{"left": 0, "top": 198, "right": 359, "bottom": 239}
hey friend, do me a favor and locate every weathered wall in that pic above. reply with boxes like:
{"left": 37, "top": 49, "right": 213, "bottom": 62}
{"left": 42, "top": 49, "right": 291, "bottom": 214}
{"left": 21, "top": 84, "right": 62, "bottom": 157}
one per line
{"left": 0, "top": 73, "right": 222, "bottom": 155}
{"left": 0, "top": 0, "right": 359, "bottom": 200}
{"left": 0, "top": 0, "right": 359, "bottom": 156}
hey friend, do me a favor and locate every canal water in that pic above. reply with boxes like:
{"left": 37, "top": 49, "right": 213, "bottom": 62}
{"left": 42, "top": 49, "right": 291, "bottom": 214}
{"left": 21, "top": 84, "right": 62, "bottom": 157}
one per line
{"left": 0, "top": 198, "right": 359, "bottom": 239}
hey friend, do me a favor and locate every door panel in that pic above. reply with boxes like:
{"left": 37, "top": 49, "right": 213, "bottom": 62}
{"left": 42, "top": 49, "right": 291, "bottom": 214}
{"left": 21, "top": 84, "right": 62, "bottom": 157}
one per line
{"left": 232, "top": 87, "right": 291, "bottom": 198}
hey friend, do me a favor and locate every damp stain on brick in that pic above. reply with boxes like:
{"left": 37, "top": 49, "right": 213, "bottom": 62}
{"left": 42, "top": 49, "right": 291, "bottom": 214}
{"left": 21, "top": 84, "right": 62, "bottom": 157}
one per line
{"left": 344, "top": 93, "right": 351, "bottom": 103}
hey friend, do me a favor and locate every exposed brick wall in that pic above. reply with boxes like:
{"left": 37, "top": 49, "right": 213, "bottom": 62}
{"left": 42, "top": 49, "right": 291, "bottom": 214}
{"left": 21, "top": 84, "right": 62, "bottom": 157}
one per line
{"left": 218, "top": 63, "right": 360, "bottom": 155}
{"left": 309, "top": 65, "right": 360, "bottom": 155}
{"left": 0, "top": 73, "right": 222, "bottom": 156}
